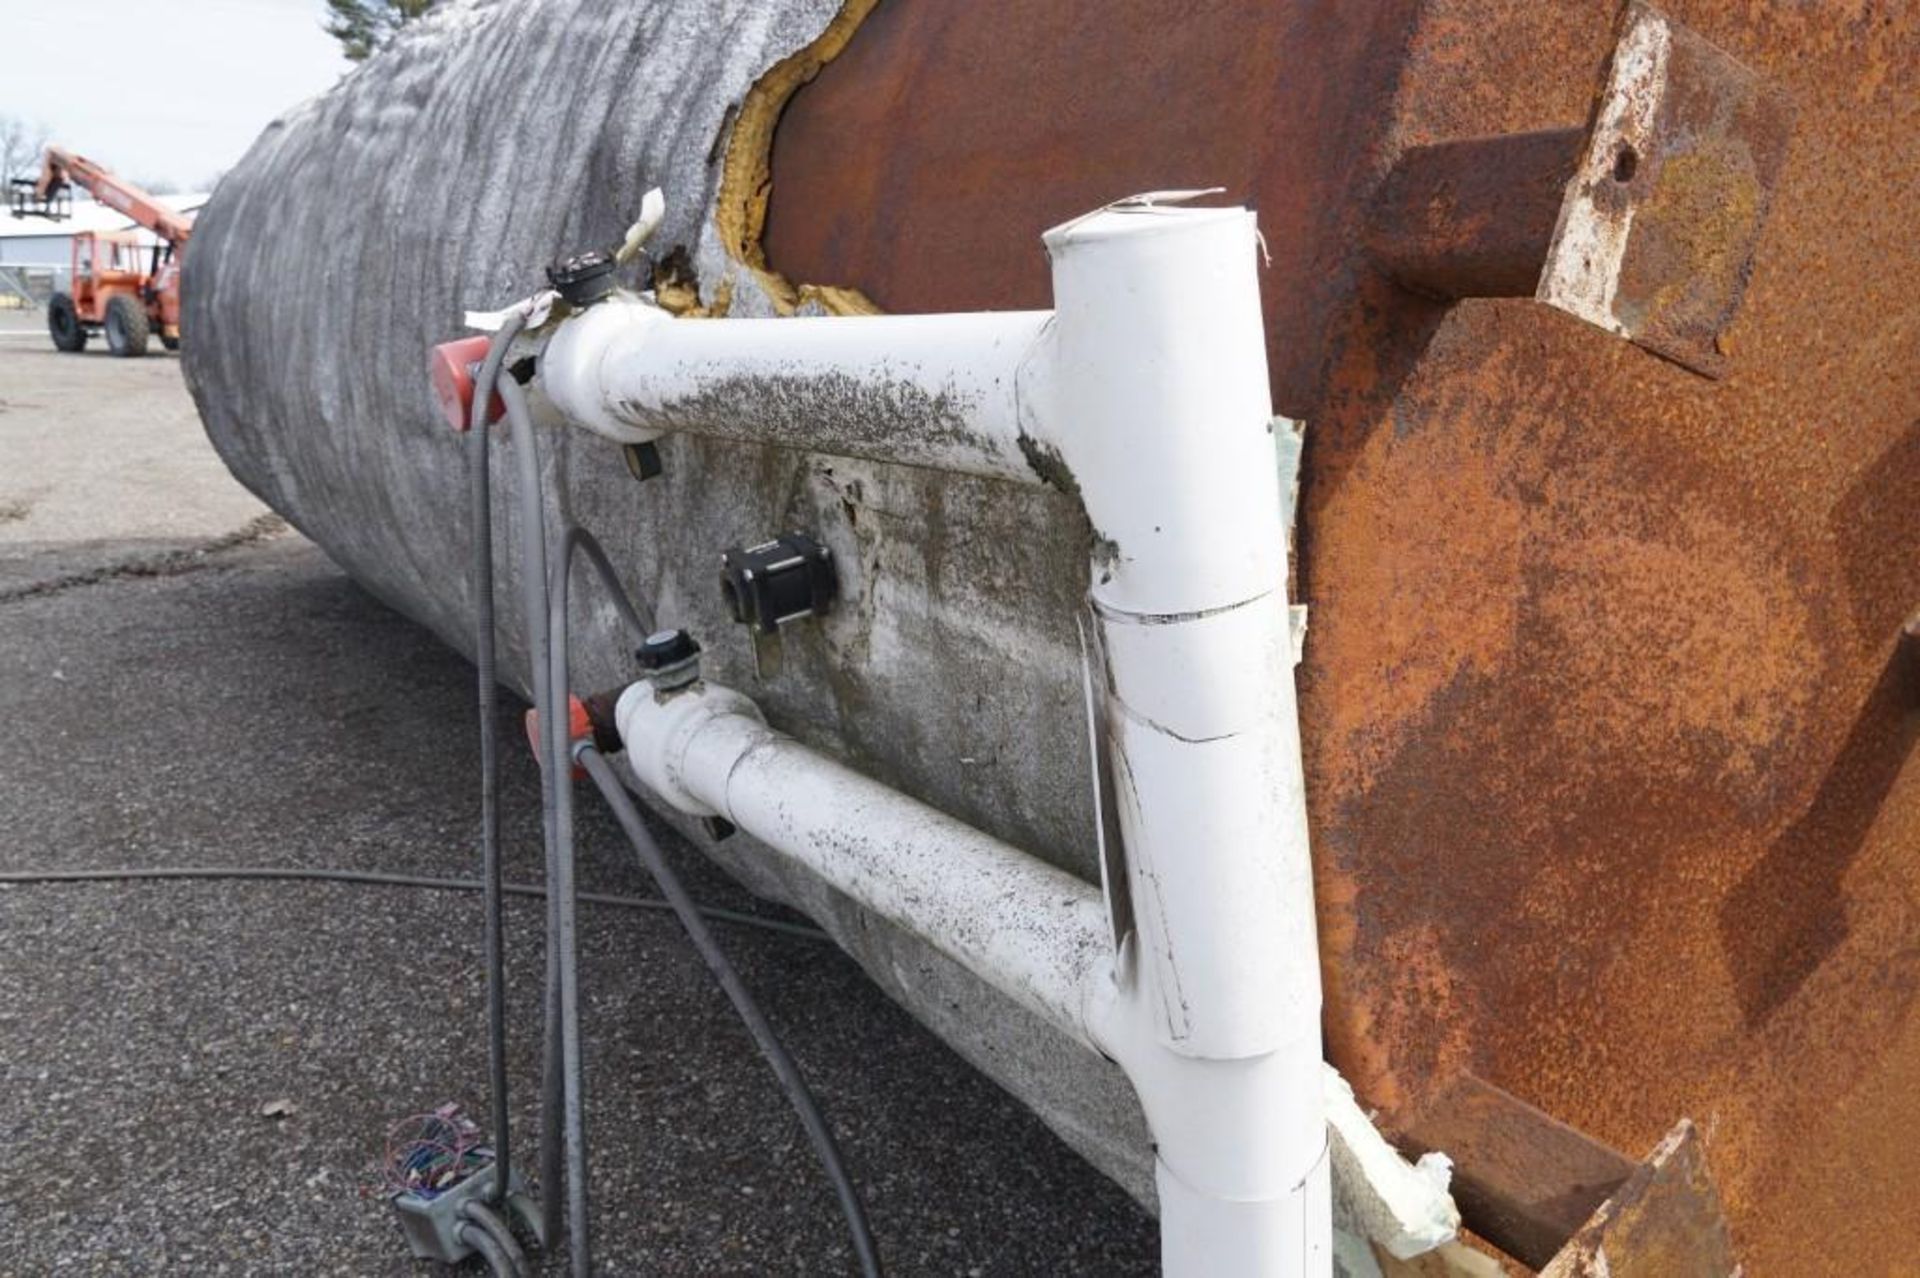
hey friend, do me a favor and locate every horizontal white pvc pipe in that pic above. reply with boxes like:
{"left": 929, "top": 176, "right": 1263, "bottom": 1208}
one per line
{"left": 613, "top": 680, "right": 1112, "bottom": 1051}
{"left": 540, "top": 303, "right": 1052, "bottom": 485}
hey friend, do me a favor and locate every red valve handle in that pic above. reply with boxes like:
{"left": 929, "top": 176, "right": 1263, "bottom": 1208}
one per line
{"left": 429, "top": 334, "right": 507, "bottom": 434}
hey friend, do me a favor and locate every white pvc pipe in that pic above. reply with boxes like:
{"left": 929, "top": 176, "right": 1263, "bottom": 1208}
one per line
{"left": 545, "top": 200, "right": 1330, "bottom": 1276}
{"left": 540, "top": 303, "right": 1051, "bottom": 485}
{"left": 615, "top": 672, "right": 1330, "bottom": 1276}
{"left": 1035, "top": 205, "right": 1329, "bottom": 1276}
{"left": 613, "top": 680, "right": 1112, "bottom": 1050}
{"left": 1025, "top": 206, "right": 1288, "bottom": 618}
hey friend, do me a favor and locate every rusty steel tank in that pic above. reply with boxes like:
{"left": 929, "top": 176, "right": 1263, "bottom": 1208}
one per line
{"left": 184, "top": 1, "right": 1919, "bottom": 1272}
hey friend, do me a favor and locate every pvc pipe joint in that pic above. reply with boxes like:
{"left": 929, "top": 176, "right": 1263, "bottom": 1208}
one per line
{"left": 551, "top": 200, "right": 1330, "bottom": 1276}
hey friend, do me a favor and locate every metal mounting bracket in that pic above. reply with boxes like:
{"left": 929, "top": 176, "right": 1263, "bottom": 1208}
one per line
{"left": 1368, "top": 2, "right": 1793, "bottom": 376}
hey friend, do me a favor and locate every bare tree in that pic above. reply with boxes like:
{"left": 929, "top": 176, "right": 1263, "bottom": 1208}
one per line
{"left": 0, "top": 114, "right": 51, "bottom": 185}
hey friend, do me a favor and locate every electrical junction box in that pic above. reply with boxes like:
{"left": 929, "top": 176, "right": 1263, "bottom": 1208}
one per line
{"left": 392, "top": 1165, "right": 542, "bottom": 1264}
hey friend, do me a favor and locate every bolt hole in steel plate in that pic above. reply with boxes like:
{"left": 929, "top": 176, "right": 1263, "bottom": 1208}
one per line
{"left": 1536, "top": 2, "right": 1794, "bottom": 376}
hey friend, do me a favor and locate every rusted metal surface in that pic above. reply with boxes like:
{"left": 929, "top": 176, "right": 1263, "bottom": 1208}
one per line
{"left": 1366, "top": 3, "right": 1791, "bottom": 379}
{"left": 1396, "top": 1072, "right": 1634, "bottom": 1270}
{"left": 1903, "top": 608, "right": 1920, "bottom": 693}
{"left": 1539, "top": 1120, "right": 1736, "bottom": 1277}
{"left": 762, "top": 0, "right": 1427, "bottom": 419}
{"left": 1367, "top": 129, "right": 1585, "bottom": 301}
{"left": 764, "top": 2, "right": 1920, "bottom": 1274}
{"left": 1535, "top": 3, "right": 1794, "bottom": 375}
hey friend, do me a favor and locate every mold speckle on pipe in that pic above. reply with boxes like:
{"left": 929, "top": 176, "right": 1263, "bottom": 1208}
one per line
{"left": 1018, "top": 431, "right": 1083, "bottom": 501}
{"left": 641, "top": 368, "right": 990, "bottom": 466}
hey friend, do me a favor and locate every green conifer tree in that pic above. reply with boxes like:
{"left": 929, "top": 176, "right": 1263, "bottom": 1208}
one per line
{"left": 323, "top": 0, "right": 439, "bottom": 63}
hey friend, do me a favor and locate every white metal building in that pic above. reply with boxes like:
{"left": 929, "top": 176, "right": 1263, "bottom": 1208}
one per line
{"left": 0, "top": 192, "right": 209, "bottom": 298}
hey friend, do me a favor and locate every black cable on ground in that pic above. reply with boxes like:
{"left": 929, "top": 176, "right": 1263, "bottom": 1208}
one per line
{"left": 469, "top": 310, "right": 529, "bottom": 1214}
{"left": 577, "top": 745, "right": 884, "bottom": 1278}
{"left": 0, "top": 866, "right": 829, "bottom": 943}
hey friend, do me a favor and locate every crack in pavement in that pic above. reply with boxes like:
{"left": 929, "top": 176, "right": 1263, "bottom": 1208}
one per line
{"left": 0, "top": 513, "right": 290, "bottom": 604}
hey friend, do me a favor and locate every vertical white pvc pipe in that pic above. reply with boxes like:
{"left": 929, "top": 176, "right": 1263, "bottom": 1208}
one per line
{"left": 1034, "top": 204, "right": 1329, "bottom": 1277}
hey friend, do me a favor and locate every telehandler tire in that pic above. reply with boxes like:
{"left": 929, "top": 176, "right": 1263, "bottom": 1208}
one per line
{"left": 104, "top": 294, "right": 150, "bottom": 357}
{"left": 48, "top": 293, "right": 87, "bottom": 353}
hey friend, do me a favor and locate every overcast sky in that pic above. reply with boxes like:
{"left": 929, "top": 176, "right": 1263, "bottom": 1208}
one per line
{"left": 2, "top": 0, "right": 350, "bottom": 191}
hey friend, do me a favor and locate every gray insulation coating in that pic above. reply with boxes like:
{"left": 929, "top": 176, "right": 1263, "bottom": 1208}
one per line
{"left": 183, "top": 0, "right": 1154, "bottom": 1206}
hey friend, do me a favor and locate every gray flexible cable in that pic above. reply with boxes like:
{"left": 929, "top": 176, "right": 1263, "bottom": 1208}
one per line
{"left": 539, "top": 506, "right": 662, "bottom": 1278}
{"left": 578, "top": 746, "right": 885, "bottom": 1278}
{"left": 0, "top": 867, "right": 830, "bottom": 942}
{"left": 469, "top": 310, "right": 528, "bottom": 1211}
{"left": 495, "top": 372, "right": 582, "bottom": 1274}
{"left": 461, "top": 1200, "right": 532, "bottom": 1278}
{"left": 488, "top": 371, "right": 562, "bottom": 1249}
{"left": 457, "top": 1218, "right": 518, "bottom": 1278}
{"left": 556, "top": 525, "right": 653, "bottom": 641}
{"left": 541, "top": 521, "right": 655, "bottom": 1276}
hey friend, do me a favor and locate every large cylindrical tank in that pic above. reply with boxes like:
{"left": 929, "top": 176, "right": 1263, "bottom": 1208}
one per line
{"left": 185, "top": 2, "right": 1920, "bottom": 1272}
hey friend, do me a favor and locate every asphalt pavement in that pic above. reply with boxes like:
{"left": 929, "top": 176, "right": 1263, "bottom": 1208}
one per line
{"left": 0, "top": 315, "right": 1157, "bottom": 1274}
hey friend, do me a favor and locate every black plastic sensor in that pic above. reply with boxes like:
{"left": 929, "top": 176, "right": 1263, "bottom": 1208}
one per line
{"left": 721, "top": 533, "right": 837, "bottom": 635}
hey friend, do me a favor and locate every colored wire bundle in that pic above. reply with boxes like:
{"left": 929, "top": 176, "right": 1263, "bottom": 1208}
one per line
{"left": 384, "top": 1104, "right": 493, "bottom": 1200}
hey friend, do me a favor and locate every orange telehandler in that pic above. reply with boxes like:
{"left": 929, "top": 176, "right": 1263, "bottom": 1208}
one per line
{"left": 7, "top": 147, "right": 194, "bottom": 357}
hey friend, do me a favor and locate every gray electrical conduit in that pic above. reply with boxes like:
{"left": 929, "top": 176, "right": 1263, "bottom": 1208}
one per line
{"left": 461, "top": 351, "right": 570, "bottom": 1263}
{"left": 468, "top": 309, "right": 527, "bottom": 1226}
{"left": 540, "top": 523, "right": 658, "bottom": 1275}
{"left": 467, "top": 323, "right": 599, "bottom": 1270}
{"left": 484, "top": 334, "right": 666, "bottom": 1276}
{"left": 500, "top": 373, "right": 702, "bottom": 1275}
{"left": 460, "top": 1199, "right": 532, "bottom": 1277}
{"left": 538, "top": 517, "right": 658, "bottom": 1206}
{"left": 494, "top": 371, "right": 572, "bottom": 1267}
{"left": 495, "top": 374, "right": 614, "bottom": 1266}
{"left": 553, "top": 525, "right": 653, "bottom": 640}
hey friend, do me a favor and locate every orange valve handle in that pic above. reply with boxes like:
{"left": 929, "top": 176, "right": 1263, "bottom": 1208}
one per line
{"left": 523, "top": 695, "right": 594, "bottom": 779}
{"left": 430, "top": 334, "right": 508, "bottom": 433}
